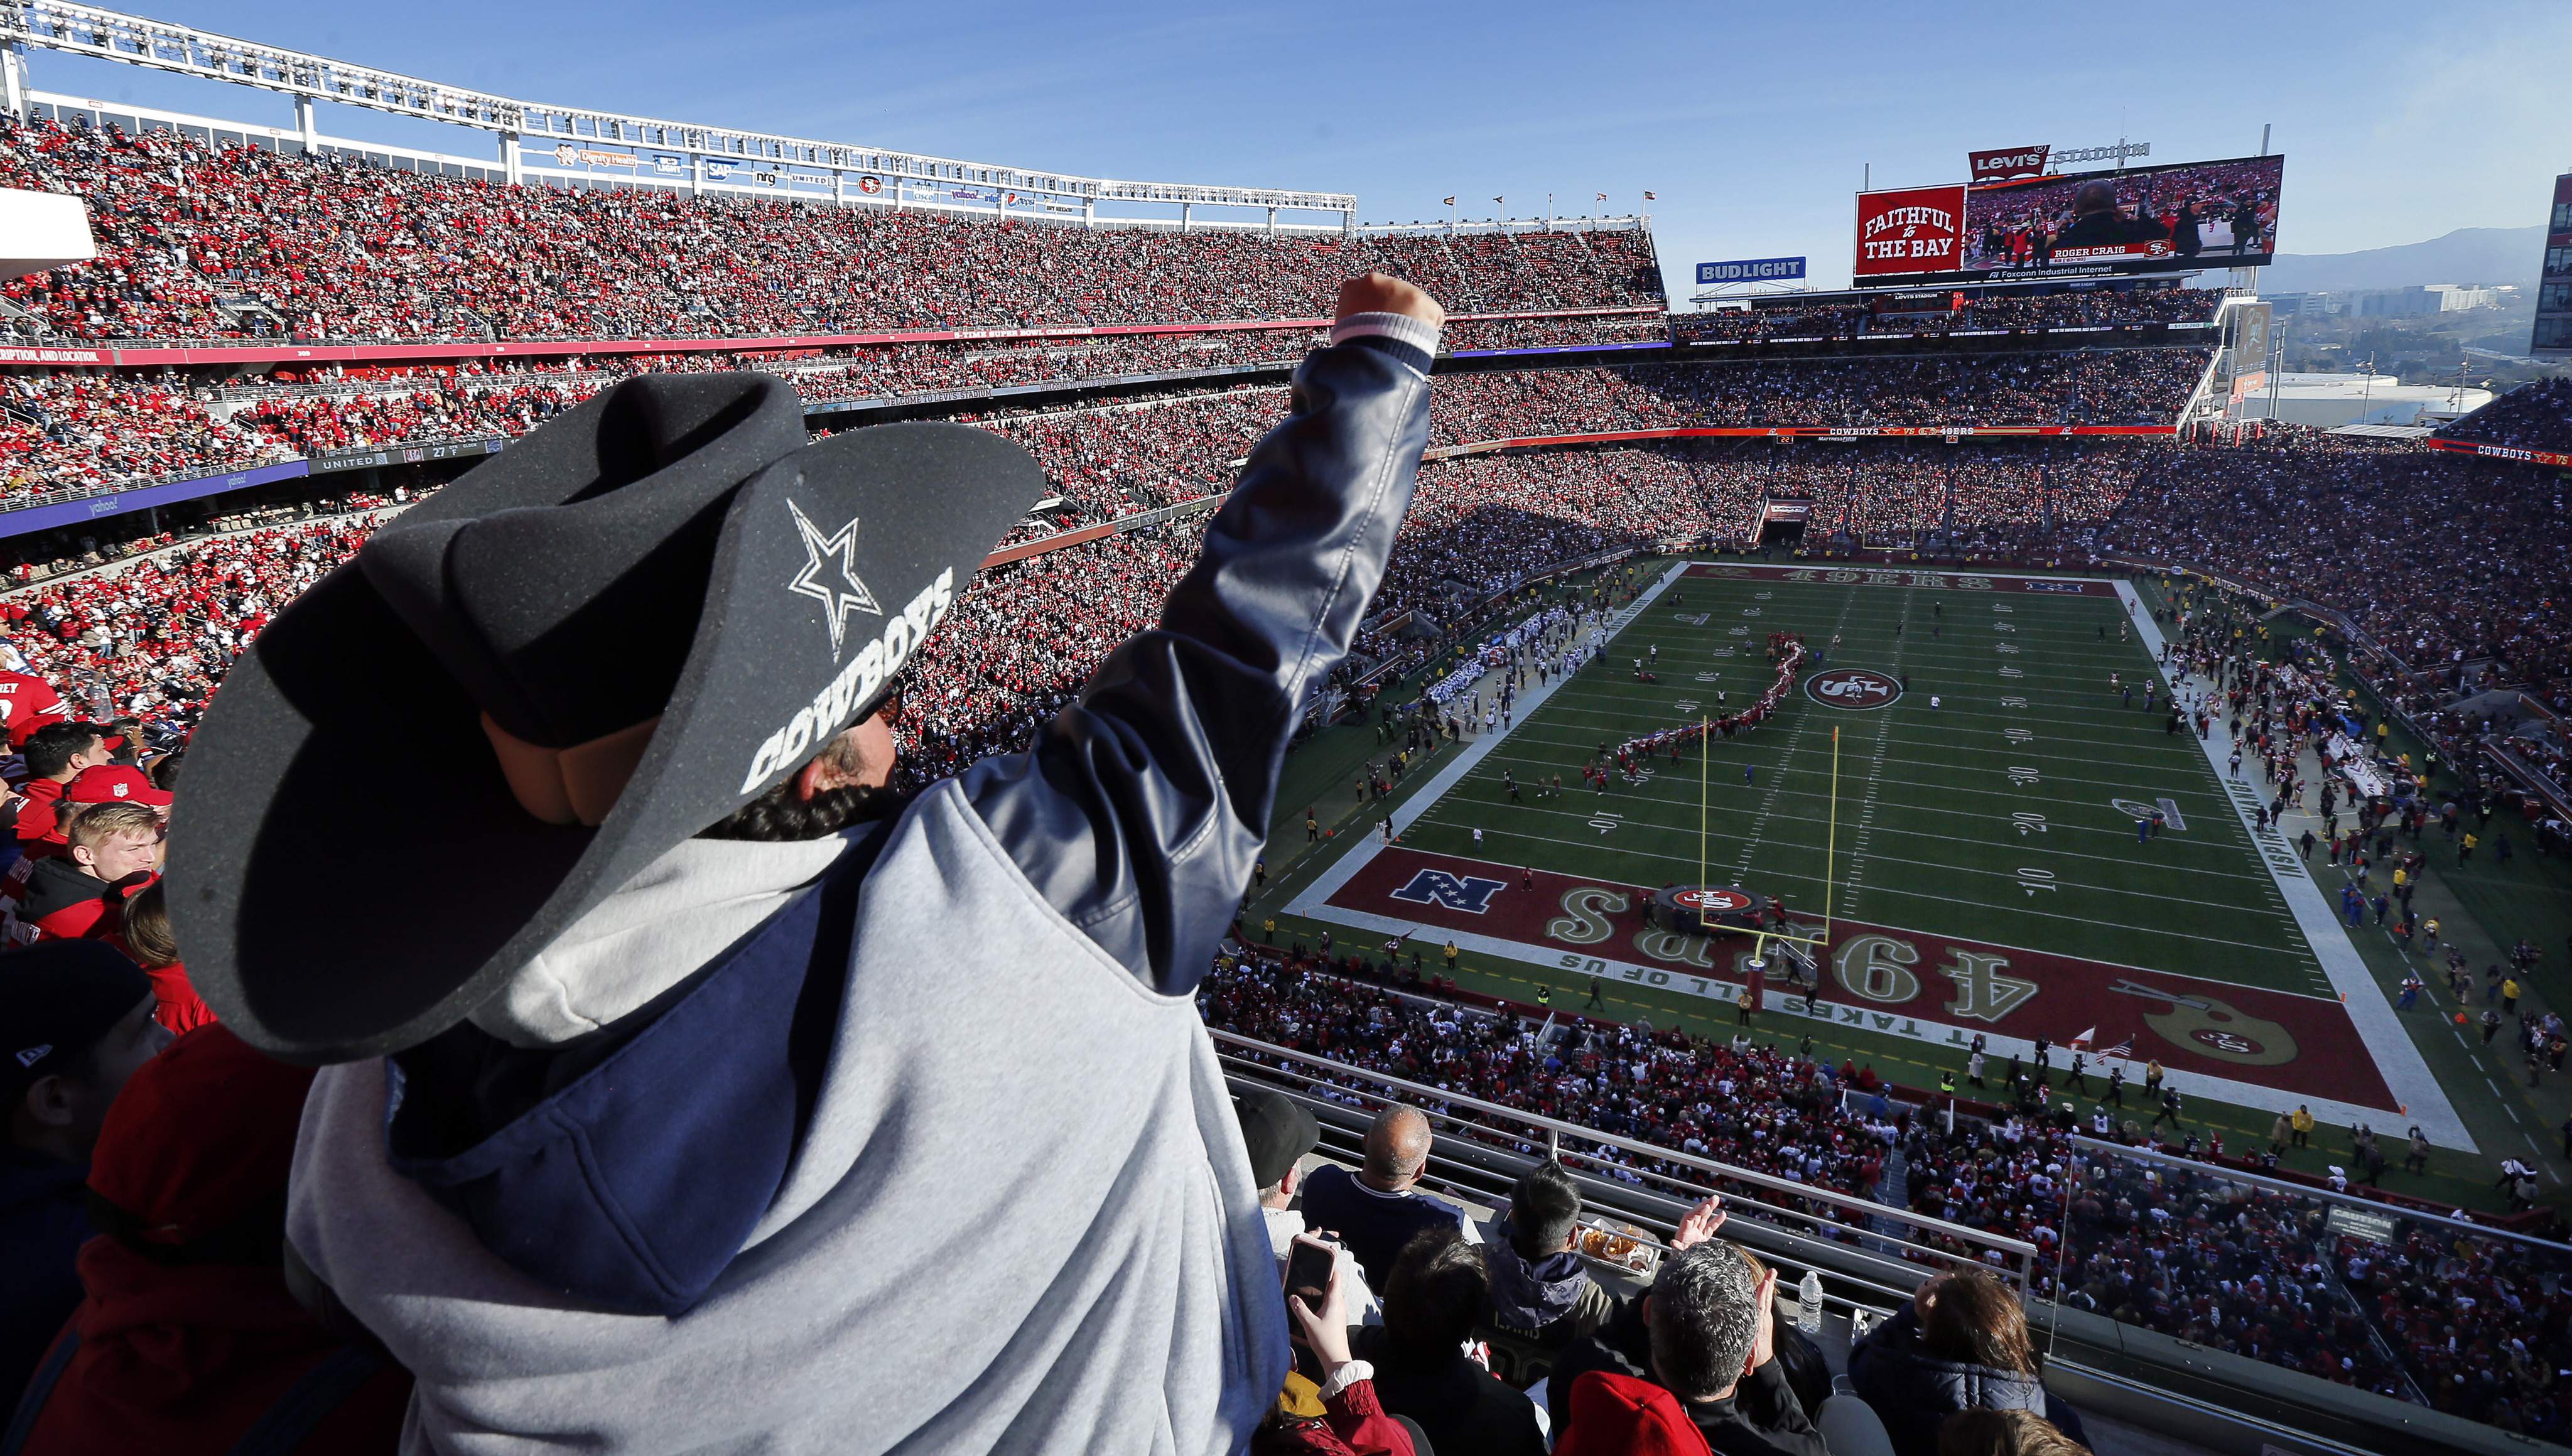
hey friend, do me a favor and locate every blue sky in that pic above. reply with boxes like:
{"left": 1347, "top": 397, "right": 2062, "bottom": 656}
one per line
{"left": 24, "top": 0, "right": 2571, "bottom": 301}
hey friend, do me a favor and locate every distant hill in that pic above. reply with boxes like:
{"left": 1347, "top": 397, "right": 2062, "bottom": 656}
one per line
{"left": 2257, "top": 226, "right": 2545, "bottom": 293}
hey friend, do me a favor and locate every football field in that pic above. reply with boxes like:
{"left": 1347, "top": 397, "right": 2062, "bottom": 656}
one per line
{"left": 1285, "top": 559, "right": 2464, "bottom": 1145}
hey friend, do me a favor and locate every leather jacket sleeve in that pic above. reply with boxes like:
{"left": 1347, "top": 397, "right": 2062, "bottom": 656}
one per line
{"left": 956, "top": 338, "right": 1430, "bottom": 993}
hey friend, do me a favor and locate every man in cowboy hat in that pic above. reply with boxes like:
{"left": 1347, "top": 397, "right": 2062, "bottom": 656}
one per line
{"left": 170, "top": 273, "right": 1447, "bottom": 1453}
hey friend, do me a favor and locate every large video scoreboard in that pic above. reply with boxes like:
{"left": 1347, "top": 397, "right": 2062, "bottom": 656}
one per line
{"left": 2536, "top": 172, "right": 2572, "bottom": 360}
{"left": 1856, "top": 154, "right": 2284, "bottom": 285}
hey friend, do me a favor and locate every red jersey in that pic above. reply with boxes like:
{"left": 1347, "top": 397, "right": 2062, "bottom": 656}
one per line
{"left": 0, "top": 671, "right": 68, "bottom": 747}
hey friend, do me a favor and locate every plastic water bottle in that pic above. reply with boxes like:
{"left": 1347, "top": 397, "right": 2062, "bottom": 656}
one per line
{"left": 1797, "top": 1269, "right": 1824, "bottom": 1335}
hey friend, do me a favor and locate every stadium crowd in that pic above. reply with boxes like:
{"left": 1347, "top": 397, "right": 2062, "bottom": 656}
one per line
{"left": 1673, "top": 288, "right": 2220, "bottom": 344}
{"left": 2434, "top": 378, "right": 2572, "bottom": 455}
{"left": 0, "top": 115, "right": 1662, "bottom": 343}
{"left": 1199, "top": 953, "right": 2571, "bottom": 1438}
{"left": 2105, "top": 431, "right": 2572, "bottom": 705}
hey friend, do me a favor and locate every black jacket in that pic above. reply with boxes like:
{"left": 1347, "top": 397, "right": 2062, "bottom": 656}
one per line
{"left": 1352, "top": 1325, "right": 1546, "bottom": 1456}
{"left": 1547, "top": 1294, "right": 1827, "bottom": 1456}
{"left": 1846, "top": 1303, "right": 2087, "bottom": 1456}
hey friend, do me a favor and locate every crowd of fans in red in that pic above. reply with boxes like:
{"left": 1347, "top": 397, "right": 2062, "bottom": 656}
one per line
{"left": 1673, "top": 288, "right": 2220, "bottom": 344}
{"left": 2105, "top": 431, "right": 2572, "bottom": 706}
{"left": 0, "top": 343, "right": 2212, "bottom": 508}
{"left": 0, "top": 116, "right": 1660, "bottom": 343}
{"left": 2434, "top": 379, "right": 2572, "bottom": 455}
{"left": 1197, "top": 954, "right": 2570, "bottom": 1437}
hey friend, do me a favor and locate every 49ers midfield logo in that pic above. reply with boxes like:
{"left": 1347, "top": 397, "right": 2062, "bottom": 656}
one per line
{"left": 1673, "top": 888, "right": 1753, "bottom": 914}
{"left": 1803, "top": 667, "right": 1901, "bottom": 709}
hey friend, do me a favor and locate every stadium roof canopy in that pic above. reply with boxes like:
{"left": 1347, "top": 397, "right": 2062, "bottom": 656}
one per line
{"left": 0, "top": 1, "right": 1359, "bottom": 219}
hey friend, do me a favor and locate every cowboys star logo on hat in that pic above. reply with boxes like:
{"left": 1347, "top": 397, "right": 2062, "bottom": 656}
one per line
{"left": 784, "top": 499, "right": 880, "bottom": 658}
{"left": 170, "top": 374, "right": 1044, "bottom": 1064}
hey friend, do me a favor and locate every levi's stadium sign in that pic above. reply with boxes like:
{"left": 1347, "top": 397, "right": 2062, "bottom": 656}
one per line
{"left": 1969, "top": 146, "right": 2050, "bottom": 182}
{"left": 1695, "top": 256, "right": 1807, "bottom": 285}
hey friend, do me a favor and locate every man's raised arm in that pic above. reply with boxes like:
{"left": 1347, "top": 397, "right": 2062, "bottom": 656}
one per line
{"left": 960, "top": 274, "right": 1442, "bottom": 991}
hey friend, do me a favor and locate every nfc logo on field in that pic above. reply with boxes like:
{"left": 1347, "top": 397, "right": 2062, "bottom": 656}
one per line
{"left": 1804, "top": 668, "right": 1903, "bottom": 709}
{"left": 1390, "top": 870, "right": 1509, "bottom": 914}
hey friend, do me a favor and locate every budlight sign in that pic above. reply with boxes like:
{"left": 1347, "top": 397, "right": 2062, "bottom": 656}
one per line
{"left": 1695, "top": 257, "right": 1807, "bottom": 285}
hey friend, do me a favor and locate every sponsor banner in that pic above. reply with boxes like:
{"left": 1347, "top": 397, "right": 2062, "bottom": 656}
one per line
{"left": 551, "top": 144, "right": 640, "bottom": 169}
{"left": 1853, "top": 185, "right": 1967, "bottom": 278}
{"left": 1695, "top": 256, "right": 1807, "bottom": 285}
{"left": 703, "top": 160, "right": 737, "bottom": 181}
{"left": 1969, "top": 146, "right": 2050, "bottom": 183}
{"left": 1680, "top": 562, "right": 2119, "bottom": 595}
{"left": 1316, "top": 845, "right": 2396, "bottom": 1109}
{"left": 0, "top": 460, "right": 309, "bottom": 541}
{"left": 1760, "top": 499, "right": 1813, "bottom": 523}
{"left": 2427, "top": 437, "right": 2572, "bottom": 468}
{"left": 1421, "top": 424, "right": 2175, "bottom": 461}
{"left": 0, "top": 344, "right": 111, "bottom": 365}
{"left": 654, "top": 154, "right": 685, "bottom": 175}
{"left": 84, "top": 308, "right": 1649, "bottom": 370}
{"left": 307, "top": 436, "right": 505, "bottom": 475}
{"left": 1446, "top": 340, "right": 1671, "bottom": 360}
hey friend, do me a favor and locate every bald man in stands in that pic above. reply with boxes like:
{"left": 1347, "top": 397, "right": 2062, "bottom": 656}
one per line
{"left": 1295, "top": 1104, "right": 1479, "bottom": 1288}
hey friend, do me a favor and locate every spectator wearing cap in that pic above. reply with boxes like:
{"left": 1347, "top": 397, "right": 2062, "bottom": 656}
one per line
{"left": 0, "top": 941, "right": 168, "bottom": 1403}
{"left": 1351, "top": 1226, "right": 1548, "bottom": 1456}
{"left": 1298, "top": 1105, "right": 1478, "bottom": 1292}
{"left": 12, "top": 801, "right": 163, "bottom": 945}
{"left": 1238, "top": 1085, "right": 1379, "bottom": 1325}
{"left": 1488, "top": 1158, "right": 1616, "bottom": 1348}
{"left": 9, "top": 1023, "right": 410, "bottom": 1455}
{"left": 1549, "top": 1202, "right": 1841, "bottom": 1456}
{"left": 9, "top": 721, "right": 112, "bottom": 858}
{"left": 61, "top": 762, "right": 173, "bottom": 816}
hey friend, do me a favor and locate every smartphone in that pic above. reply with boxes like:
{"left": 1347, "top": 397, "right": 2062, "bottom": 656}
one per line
{"left": 1285, "top": 1233, "right": 1339, "bottom": 1301}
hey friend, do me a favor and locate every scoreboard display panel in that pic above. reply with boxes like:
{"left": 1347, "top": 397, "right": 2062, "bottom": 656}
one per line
{"left": 1855, "top": 154, "right": 2285, "bottom": 284}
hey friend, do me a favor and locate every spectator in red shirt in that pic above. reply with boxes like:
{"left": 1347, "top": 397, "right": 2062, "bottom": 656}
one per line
{"left": 13, "top": 801, "right": 161, "bottom": 945}
{"left": 6, "top": 1023, "right": 410, "bottom": 1456}
{"left": 13, "top": 723, "right": 110, "bottom": 841}
{"left": 0, "top": 667, "right": 70, "bottom": 747}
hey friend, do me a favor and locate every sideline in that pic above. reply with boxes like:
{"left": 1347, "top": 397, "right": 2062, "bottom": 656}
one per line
{"left": 1299, "top": 561, "right": 1692, "bottom": 908}
{"left": 2121, "top": 581, "right": 2470, "bottom": 1150}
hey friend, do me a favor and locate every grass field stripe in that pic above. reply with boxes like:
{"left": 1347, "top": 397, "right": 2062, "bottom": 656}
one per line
{"left": 1439, "top": 785, "right": 2284, "bottom": 888}
{"left": 1385, "top": 563, "right": 1685, "bottom": 839}
{"left": 1454, "top": 753, "right": 2278, "bottom": 869}
{"left": 2124, "top": 581, "right": 2468, "bottom": 1148}
{"left": 1455, "top": 816, "right": 2313, "bottom": 956}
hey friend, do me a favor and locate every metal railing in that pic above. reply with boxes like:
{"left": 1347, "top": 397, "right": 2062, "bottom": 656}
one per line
{"left": 1210, "top": 1027, "right": 2038, "bottom": 1297}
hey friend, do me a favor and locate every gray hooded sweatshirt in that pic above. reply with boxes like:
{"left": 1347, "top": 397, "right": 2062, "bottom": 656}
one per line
{"left": 284, "top": 320, "right": 1440, "bottom": 1454}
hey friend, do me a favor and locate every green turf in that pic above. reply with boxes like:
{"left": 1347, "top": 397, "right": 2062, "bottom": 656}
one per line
{"left": 1397, "top": 571, "right": 2320, "bottom": 993}
{"left": 1245, "top": 558, "right": 2568, "bottom": 1212}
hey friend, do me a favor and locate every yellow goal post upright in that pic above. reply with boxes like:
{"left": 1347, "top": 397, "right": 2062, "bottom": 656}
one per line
{"left": 1741, "top": 725, "right": 1837, "bottom": 994}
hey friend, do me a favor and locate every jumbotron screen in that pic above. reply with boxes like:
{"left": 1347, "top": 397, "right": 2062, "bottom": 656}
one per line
{"left": 1854, "top": 153, "right": 2284, "bottom": 284}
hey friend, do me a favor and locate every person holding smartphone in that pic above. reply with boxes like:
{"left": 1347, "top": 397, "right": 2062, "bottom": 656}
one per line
{"left": 1260, "top": 1236, "right": 1417, "bottom": 1456}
